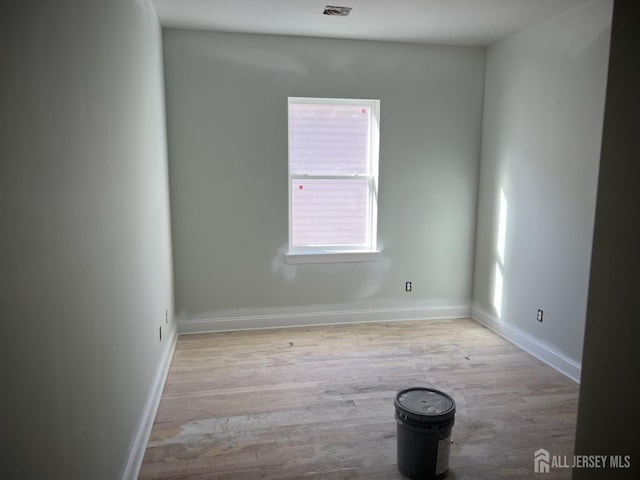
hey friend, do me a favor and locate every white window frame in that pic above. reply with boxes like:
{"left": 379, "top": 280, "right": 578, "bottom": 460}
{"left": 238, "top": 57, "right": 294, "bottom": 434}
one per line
{"left": 286, "top": 97, "right": 381, "bottom": 264}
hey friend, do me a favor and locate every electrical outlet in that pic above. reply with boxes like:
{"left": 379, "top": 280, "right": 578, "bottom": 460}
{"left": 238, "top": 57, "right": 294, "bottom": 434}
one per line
{"left": 405, "top": 281, "right": 412, "bottom": 292}
{"left": 537, "top": 309, "right": 543, "bottom": 322}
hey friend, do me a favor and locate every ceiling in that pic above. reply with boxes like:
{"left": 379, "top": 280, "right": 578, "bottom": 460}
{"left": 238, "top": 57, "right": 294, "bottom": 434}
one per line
{"left": 150, "top": 0, "right": 591, "bottom": 46}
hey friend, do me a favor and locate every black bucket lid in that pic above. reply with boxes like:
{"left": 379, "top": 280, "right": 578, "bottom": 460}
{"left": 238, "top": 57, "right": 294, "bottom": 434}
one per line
{"left": 394, "top": 387, "right": 456, "bottom": 424}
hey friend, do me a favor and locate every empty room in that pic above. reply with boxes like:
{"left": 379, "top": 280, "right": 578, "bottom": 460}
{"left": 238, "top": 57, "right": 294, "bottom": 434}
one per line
{"left": 2, "top": 0, "right": 639, "bottom": 479}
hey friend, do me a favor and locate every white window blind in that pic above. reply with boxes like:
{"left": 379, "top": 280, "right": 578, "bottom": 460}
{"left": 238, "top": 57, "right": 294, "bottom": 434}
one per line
{"left": 288, "top": 97, "right": 380, "bottom": 257}
{"left": 289, "top": 103, "right": 370, "bottom": 176}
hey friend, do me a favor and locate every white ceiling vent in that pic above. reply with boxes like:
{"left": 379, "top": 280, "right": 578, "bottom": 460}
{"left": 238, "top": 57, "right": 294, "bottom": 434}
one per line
{"left": 323, "top": 5, "right": 352, "bottom": 17}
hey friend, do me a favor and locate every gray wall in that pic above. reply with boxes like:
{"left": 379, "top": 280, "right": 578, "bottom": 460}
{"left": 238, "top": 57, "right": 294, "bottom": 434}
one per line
{"left": 0, "top": 0, "right": 174, "bottom": 478}
{"left": 472, "top": 0, "right": 612, "bottom": 362}
{"left": 574, "top": 0, "right": 640, "bottom": 477}
{"left": 163, "top": 30, "right": 485, "bottom": 321}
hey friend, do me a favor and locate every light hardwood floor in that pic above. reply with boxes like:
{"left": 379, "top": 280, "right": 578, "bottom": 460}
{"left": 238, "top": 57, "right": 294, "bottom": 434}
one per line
{"left": 139, "top": 318, "right": 579, "bottom": 479}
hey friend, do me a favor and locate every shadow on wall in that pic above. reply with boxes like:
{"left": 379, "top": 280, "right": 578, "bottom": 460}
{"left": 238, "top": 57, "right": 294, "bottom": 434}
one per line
{"left": 270, "top": 243, "right": 392, "bottom": 299}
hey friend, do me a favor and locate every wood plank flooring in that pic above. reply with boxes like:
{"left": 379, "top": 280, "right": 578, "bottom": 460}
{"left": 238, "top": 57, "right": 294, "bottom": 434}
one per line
{"left": 139, "top": 318, "right": 579, "bottom": 479}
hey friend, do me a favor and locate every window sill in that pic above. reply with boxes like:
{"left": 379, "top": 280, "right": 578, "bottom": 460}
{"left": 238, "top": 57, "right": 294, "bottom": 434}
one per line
{"left": 285, "top": 250, "right": 382, "bottom": 265}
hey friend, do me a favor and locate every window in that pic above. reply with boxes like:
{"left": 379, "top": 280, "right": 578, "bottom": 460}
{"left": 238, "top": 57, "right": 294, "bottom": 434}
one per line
{"left": 286, "top": 97, "right": 381, "bottom": 264}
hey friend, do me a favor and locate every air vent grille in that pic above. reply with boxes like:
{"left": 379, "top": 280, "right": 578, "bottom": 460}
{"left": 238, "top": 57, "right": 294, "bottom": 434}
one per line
{"left": 323, "top": 5, "right": 352, "bottom": 17}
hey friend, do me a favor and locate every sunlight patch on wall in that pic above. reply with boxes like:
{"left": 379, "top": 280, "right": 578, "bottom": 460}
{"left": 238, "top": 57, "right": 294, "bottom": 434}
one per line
{"left": 497, "top": 189, "right": 508, "bottom": 264}
{"left": 493, "top": 188, "right": 508, "bottom": 318}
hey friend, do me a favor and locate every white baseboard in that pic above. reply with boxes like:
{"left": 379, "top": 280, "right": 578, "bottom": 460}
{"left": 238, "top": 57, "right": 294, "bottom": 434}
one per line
{"left": 178, "top": 304, "right": 472, "bottom": 335}
{"left": 120, "top": 325, "right": 178, "bottom": 480}
{"left": 471, "top": 304, "right": 581, "bottom": 383}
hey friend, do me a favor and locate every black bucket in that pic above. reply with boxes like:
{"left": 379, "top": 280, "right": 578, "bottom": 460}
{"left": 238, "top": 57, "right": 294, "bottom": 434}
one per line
{"left": 394, "top": 387, "right": 456, "bottom": 480}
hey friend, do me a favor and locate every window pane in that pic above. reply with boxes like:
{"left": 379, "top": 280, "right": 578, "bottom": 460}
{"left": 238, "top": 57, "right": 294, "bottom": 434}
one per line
{"left": 291, "top": 179, "right": 369, "bottom": 246}
{"left": 289, "top": 103, "right": 370, "bottom": 175}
